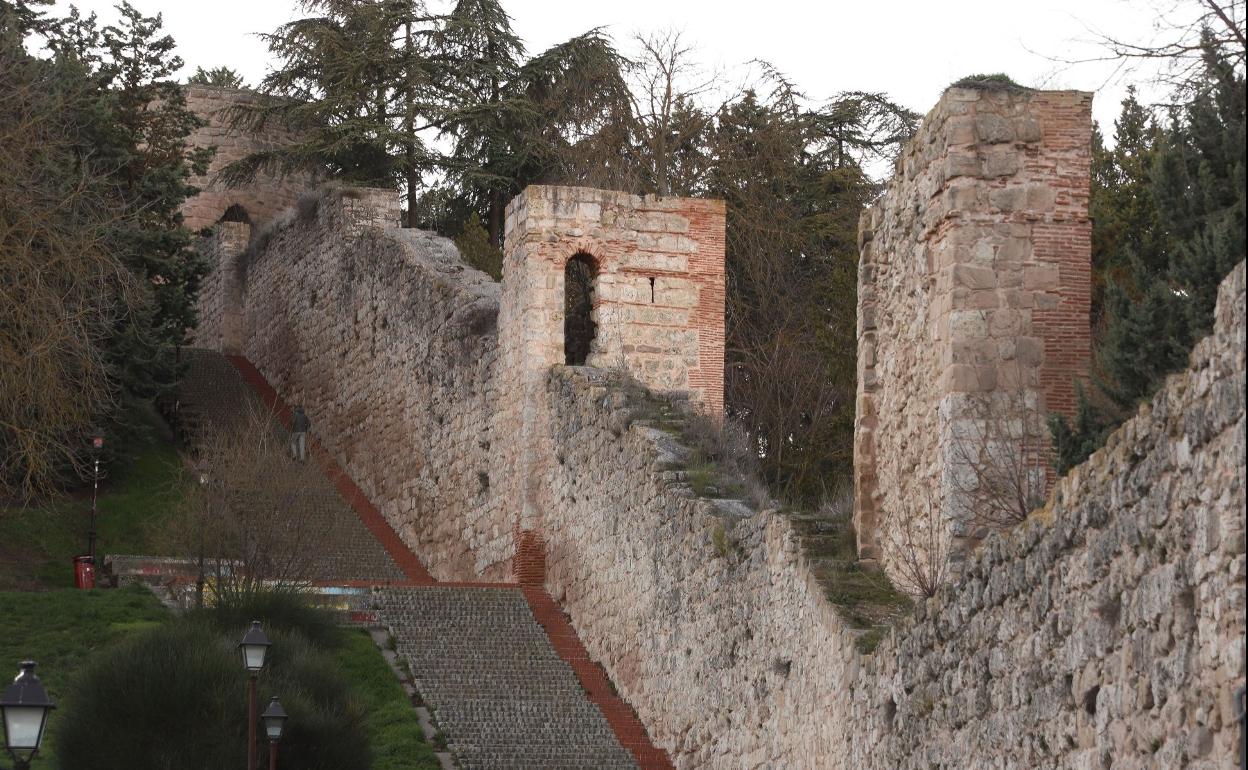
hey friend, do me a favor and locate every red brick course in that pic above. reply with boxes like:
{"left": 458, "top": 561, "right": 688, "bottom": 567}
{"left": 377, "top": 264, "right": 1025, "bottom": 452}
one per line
{"left": 227, "top": 354, "right": 435, "bottom": 585}
{"left": 523, "top": 587, "right": 676, "bottom": 770}
{"left": 228, "top": 352, "right": 672, "bottom": 768}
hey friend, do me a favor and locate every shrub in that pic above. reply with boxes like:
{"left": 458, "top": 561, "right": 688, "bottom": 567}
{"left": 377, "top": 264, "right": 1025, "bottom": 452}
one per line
{"left": 193, "top": 590, "right": 342, "bottom": 650}
{"left": 256, "top": 630, "right": 371, "bottom": 770}
{"left": 53, "top": 609, "right": 369, "bottom": 770}
{"left": 947, "top": 73, "right": 1031, "bottom": 92}
{"left": 453, "top": 212, "right": 503, "bottom": 280}
{"left": 54, "top": 623, "right": 246, "bottom": 769}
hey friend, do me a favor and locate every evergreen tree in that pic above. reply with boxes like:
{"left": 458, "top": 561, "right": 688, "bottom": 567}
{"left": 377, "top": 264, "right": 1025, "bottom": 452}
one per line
{"left": 433, "top": 0, "right": 524, "bottom": 244}
{"left": 707, "top": 81, "right": 913, "bottom": 502}
{"left": 1050, "top": 34, "right": 1246, "bottom": 472}
{"left": 0, "top": 0, "right": 50, "bottom": 37}
{"left": 431, "top": 15, "right": 634, "bottom": 243}
{"left": 1088, "top": 87, "right": 1170, "bottom": 332}
{"left": 1, "top": 9, "right": 138, "bottom": 500}
{"left": 41, "top": 3, "right": 210, "bottom": 441}
{"left": 222, "top": 0, "right": 441, "bottom": 214}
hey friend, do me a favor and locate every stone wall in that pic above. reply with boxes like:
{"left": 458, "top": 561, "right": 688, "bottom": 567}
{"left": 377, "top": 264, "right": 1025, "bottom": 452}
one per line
{"left": 538, "top": 261, "right": 1244, "bottom": 769}
{"left": 196, "top": 184, "right": 726, "bottom": 582}
{"left": 182, "top": 85, "right": 312, "bottom": 232}
{"left": 855, "top": 87, "right": 1093, "bottom": 576}
{"left": 238, "top": 189, "right": 509, "bottom": 580}
{"left": 496, "top": 185, "right": 725, "bottom": 539}
{"left": 188, "top": 158, "right": 1243, "bottom": 768}
{"left": 191, "top": 220, "right": 249, "bottom": 351}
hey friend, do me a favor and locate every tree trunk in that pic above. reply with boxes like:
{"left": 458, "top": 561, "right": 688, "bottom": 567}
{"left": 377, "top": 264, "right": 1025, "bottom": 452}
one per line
{"left": 489, "top": 190, "right": 504, "bottom": 248}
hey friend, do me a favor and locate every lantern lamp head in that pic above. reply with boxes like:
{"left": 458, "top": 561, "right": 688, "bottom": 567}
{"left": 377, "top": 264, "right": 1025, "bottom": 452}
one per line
{"left": 1, "top": 661, "right": 55, "bottom": 757}
{"left": 238, "top": 621, "right": 271, "bottom": 673}
{"left": 261, "top": 696, "right": 288, "bottom": 741}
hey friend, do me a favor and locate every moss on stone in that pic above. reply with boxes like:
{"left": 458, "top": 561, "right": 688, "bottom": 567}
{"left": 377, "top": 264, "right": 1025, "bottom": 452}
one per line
{"left": 947, "top": 73, "right": 1031, "bottom": 92}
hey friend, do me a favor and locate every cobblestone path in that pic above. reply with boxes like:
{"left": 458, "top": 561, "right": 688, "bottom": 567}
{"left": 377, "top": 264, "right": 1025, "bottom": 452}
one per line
{"left": 377, "top": 587, "right": 639, "bottom": 770}
{"left": 175, "top": 349, "right": 669, "bottom": 769}
{"left": 176, "top": 348, "right": 408, "bottom": 584}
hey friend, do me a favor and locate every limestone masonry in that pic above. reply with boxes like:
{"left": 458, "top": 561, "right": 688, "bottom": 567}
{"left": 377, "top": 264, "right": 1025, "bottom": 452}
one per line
{"left": 855, "top": 87, "right": 1094, "bottom": 577}
{"left": 187, "top": 83, "right": 1244, "bottom": 768}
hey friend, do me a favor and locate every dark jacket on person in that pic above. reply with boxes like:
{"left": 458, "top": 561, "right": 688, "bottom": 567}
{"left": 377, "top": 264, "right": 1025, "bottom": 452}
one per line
{"left": 291, "top": 408, "right": 311, "bottom": 433}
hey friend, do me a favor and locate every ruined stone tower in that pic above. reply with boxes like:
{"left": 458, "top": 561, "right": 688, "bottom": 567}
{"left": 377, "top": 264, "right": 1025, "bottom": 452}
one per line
{"left": 496, "top": 185, "right": 726, "bottom": 539}
{"left": 854, "top": 86, "right": 1093, "bottom": 573}
{"left": 183, "top": 85, "right": 311, "bottom": 352}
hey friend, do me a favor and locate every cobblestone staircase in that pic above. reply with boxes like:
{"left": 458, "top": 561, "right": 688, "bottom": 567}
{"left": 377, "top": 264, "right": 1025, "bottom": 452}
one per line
{"left": 377, "top": 587, "right": 638, "bottom": 770}
{"left": 169, "top": 348, "right": 666, "bottom": 769}
{"left": 174, "top": 348, "right": 408, "bottom": 585}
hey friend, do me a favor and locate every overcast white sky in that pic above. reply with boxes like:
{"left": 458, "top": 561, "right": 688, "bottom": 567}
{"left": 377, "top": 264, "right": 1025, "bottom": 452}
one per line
{"left": 48, "top": 0, "right": 1204, "bottom": 144}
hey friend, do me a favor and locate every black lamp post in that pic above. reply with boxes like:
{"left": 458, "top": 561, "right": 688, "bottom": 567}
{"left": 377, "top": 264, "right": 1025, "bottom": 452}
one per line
{"left": 87, "top": 431, "right": 104, "bottom": 560}
{"left": 261, "top": 697, "right": 288, "bottom": 770}
{"left": 195, "top": 470, "right": 210, "bottom": 608}
{"left": 239, "top": 622, "right": 271, "bottom": 770}
{"left": 1, "top": 662, "right": 55, "bottom": 770}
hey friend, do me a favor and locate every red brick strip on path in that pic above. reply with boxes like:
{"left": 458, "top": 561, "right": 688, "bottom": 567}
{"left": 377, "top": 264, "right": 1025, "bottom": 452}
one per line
{"left": 226, "top": 354, "right": 675, "bottom": 770}
{"left": 225, "top": 355, "right": 433, "bottom": 585}
{"left": 523, "top": 587, "right": 677, "bottom": 770}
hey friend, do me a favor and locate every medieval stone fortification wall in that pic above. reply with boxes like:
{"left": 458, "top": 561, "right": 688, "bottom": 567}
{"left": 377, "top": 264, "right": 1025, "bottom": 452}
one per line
{"left": 191, "top": 220, "right": 249, "bottom": 351}
{"left": 855, "top": 87, "right": 1093, "bottom": 573}
{"left": 539, "top": 261, "right": 1243, "bottom": 769}
{"left": 238, "top": 190, "right": 508, "bottom": 580}
{"left": 182, "top": 85, "right": 311, "bottom": 232}
{"left": 188, "top": 90, "right": 1242, "bottom": 768}
{"left": 221, "top": 185, "right": 725, "bottom": 582}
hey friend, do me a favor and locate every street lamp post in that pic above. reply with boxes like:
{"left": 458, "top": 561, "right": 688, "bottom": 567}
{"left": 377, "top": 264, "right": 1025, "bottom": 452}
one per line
{"left": 239, "top": 622, "right": 271, "bottom": 770}
{"left": 261, "top": 697, "right": 288, "bottom": 770}
{"left": 195, "top": 470, "right": 209, "bottom": 608}
{"left": 87, "top": 432, "right": 104, "bottom": 560}
{"left": 1, "top": 662, "right": 55, "bottom": 770}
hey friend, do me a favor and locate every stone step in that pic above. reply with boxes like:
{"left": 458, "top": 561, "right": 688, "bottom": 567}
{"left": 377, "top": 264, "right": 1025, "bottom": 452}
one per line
{"left": 376, "top": 586, "right": 638, "bottom": 770}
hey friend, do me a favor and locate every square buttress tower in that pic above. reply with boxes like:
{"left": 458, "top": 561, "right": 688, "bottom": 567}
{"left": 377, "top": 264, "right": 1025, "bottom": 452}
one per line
{"left": 495, "top": 185, "right": 726, "bottom": 538}
{"left": 501, "top": 185, "right": 726, "bottom": 413}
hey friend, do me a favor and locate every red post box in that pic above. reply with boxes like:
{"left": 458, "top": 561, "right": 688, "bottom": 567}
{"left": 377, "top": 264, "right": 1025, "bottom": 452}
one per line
{"left": 74, "top": 555, "right": 96, "bottom": 589}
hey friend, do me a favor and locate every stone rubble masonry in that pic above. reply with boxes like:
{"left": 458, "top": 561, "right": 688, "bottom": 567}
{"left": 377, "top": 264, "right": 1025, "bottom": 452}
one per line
{"left": 190, "top": 220, "right": 249, "bottom": 351}
{"left": 181, "top": 85, "right": 312, "bottom": 232}
{"left": 855, "top": 87, "right": 1094, "bottom": 576}
{"left": 538, "top": 261, "right": 1243, "bottom": 768}
{"left": 187, "top": 108, "right": 1244, "bottom": 766}
{"left": 236, "top": 189, "right": 507, "bottom": 581}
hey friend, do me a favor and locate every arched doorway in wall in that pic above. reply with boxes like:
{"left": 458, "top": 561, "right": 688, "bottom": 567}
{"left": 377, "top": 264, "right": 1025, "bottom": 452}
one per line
{"left": 219, "top": 203, "right": 251, "bottom": 225}
{"left": 564, "top": 253, "right": 598, "bottom": 365}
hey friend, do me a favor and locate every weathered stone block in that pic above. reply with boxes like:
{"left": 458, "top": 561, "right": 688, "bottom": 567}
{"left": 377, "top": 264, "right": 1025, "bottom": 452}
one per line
{"left": 975, "top": 114, "right": 1016, "bottom": 144}
{"left": 953, "top": 264, "right": 997, "bottom": 290}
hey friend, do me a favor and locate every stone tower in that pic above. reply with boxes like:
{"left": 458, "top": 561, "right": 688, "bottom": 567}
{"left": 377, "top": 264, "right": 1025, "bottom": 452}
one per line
{"left": 181, "top": 85, "right": 312, "bottom": 352}
{"left": 181, "top": 85, "right": 310, "bottom": 232}
{"left": 495, "top": 185, "right": 727, "bottom": 538}
{"left": 854, "top": 87, "right": 1093, "bottom": 574}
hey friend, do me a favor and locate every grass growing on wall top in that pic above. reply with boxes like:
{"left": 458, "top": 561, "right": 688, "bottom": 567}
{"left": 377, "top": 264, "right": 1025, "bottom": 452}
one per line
{"left": 947, "top": 73, "right": 1032, "bottom": 92}
{"left": 608, "top": 370, "right": 913, "bottom": 654}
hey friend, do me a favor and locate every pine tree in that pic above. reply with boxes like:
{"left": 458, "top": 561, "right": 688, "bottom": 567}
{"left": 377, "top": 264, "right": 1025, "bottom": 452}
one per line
{"left": 1050, "top": 35, "right": 1246, "bottom": 472}
{"left": 434, "top": 12, "right": 633, "bottom": 243}
{"left": 222, "top": 0, "right": 440, "bottom": 214}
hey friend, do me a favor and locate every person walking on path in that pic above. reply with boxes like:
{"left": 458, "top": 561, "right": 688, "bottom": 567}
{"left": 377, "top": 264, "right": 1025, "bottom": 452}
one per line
{"left": 290, "top": 406, "right": 311, "bottom": 462}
